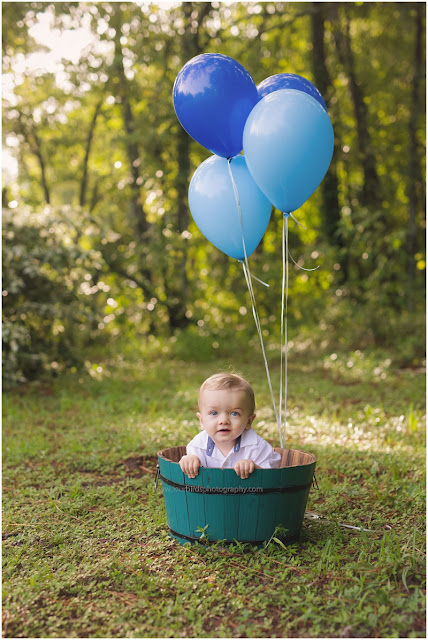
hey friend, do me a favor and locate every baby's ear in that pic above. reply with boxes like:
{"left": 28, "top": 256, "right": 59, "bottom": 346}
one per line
{"left": 196, "top": 412, "right": 203, "bottom": 429}
{"left": 246, "top": 414, "right": 256, "bottom": 429}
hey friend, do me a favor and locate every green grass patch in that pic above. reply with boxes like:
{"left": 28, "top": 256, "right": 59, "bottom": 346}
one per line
{"left": 3, "top": 347, "right": 426, "bottom": 638}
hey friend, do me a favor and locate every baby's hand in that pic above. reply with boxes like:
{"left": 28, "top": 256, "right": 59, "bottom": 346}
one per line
{"left": 234, "top": 459, "right": 255, "bottom": 479}
{"left": 179, "top": 454, "right": 201, "bottom": 478}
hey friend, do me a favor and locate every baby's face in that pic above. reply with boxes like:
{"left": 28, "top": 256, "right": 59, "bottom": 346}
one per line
{"left": 197, "top": 388, "right": 255, "bottom": 446}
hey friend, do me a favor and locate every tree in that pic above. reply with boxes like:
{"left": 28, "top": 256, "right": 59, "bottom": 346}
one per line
{"left": 2, "top": 1, "right": 426, "bottom": 384}
{"left": 329, "top": 2, "right": 382, "bottom": 210}
{"left": 406, "top": 2, "right": 426, "bottom": 311}
{"left": 310, "top": 2, "right": 345, "bottom": 279}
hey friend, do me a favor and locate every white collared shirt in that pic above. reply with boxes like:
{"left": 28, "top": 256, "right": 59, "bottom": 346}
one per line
{"left": 186, "top": 428, "right": 281, "bottom": 469}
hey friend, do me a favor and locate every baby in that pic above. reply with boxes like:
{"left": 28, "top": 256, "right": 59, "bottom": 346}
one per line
{"left": 179, "top": 373, "right": 281, "bottom": 479}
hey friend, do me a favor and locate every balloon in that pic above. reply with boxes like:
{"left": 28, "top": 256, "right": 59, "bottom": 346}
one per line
{"left": 257, "top": 72, "right": 327, "bottom": 111}
{"left": 173, "top": 53, "right": 259, "bottom": 158}
{"left": 188, "top": 154, "right": 272, "bottom": 260}
{"left": 243, "top": 89, "right": 334, "bottom": 213}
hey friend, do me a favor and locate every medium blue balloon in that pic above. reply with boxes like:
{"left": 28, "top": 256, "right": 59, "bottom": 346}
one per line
{"left": 188, "top": 155, "right": 272, "bottom": 260}
{"left": 257, "top": 73, "right": 327, "bottom": 111}
{"left": 173, "top": 53, "right": 259, "bottom": 158}
{"left": 243, "top": 89, "right": 334, "bottom": 213}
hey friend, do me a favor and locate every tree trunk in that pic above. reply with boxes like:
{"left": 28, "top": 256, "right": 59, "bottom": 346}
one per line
{"left": 18, "top": 115, "right": 51, "bottom": 204}
{"left": 111, "top": 9, "right": 149, "bottom": 238}
{"left": 329, "top": 3, "right": 381, "bottom": 209}
{"left": 175, "top": 4, "right": 194, "bottom": 237}
{"left": 310, "top": 2, "right": 347, "bottom": 281}
{"left": 406, "top": 3, "right": 425, "bottom": 311}
{"left": 2, "top": 187, "right": 9, "bottom": 208}
{"left": 89, "top": 182, "right": 100, "bottom": 213}
{"left": 32, "top": 129, "right": 51, "bottom": 204}
{"left": 80, "top": 99, "right": 102, "bottom": 208}
{"left": 164, "top": 2, "right": 212, "bottom": 331}
{"left": 109, "top": 7, "right": 156, "bottom": 317}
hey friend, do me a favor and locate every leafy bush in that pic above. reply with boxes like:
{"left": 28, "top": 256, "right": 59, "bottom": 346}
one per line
{"left": 311, "top": 296, "right": 426, "bottom": 369}
{"left": 2, "top": 207, "right": 109, "bottom": 385}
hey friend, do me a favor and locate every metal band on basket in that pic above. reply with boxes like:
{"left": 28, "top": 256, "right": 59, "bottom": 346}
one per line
{"left": 158, "top": 472, "right": 312, "bottom": 495}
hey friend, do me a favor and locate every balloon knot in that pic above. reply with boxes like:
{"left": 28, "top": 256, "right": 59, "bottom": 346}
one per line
{"left": 283, "top": 212, "right": 290, "bottom": 218}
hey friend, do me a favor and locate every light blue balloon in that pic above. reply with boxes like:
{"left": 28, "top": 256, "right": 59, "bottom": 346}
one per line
{"left": 243, "top": 89, "right": 334, "bottom": 213}
{"left": 188, "top": 154, "right": 272, "bottom": 260}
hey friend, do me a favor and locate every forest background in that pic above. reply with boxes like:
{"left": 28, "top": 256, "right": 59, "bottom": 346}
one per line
{"left": 2, "top": 1, "right": 426, "bottom": 384}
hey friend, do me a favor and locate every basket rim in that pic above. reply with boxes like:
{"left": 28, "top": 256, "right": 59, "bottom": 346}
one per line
{"left": 157, "top": 445, "right": 316, "bottom": 468}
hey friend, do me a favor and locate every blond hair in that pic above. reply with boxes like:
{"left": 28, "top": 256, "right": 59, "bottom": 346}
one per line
{"left": 198, "top": 373, "right": 255, "bottom": 414}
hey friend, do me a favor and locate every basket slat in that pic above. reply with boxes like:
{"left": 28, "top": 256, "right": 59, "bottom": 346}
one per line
{"left": 202, "top": 469, "right": 226, "bottom": 540}
{"left": 161, "top": 457, "right": 189, "bottom": 536}
{"left": 184, "top": 475, "right": 206, "bottom": 539}
{"left": 234, "top": 471, "right": 260, "bottom": 542}
{"left": 221, "top": 472, "right": 241, "bottom": 542}
{"left": 256, "top": 469, "right": 281, "bottom": 541}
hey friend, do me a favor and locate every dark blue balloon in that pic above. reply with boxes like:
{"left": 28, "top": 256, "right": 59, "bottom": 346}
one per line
{"left": 257, "top": 73, "right": 327, "bottom": 111}
{"left": 173, "top": 53, "right": 259, "bottom": 158}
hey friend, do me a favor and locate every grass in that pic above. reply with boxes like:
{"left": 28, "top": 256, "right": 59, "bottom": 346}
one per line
{"left": 2, "top": 341, "right": 426, "bottom": 638}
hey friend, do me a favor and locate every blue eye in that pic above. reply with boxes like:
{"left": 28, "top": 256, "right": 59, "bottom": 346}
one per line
{"left": 209, "top": 410, "right": 218, "bottom": 416}
{"left": 231, "top": 411, "right": 239, "bottom": 416}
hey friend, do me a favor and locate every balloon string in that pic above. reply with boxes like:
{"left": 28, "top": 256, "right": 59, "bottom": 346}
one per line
{"left": 237, "top": 261, "right": 270, "bottom": 287}
{"left": 289, "top": 212, "right": 307, "bottom": 229}
{"left": 241, "top": 261, "right": 282, "bottom": 447}
{"left": 288, "top": 251, "right": 320, "bottom": 272}
{"left": 227, "top": 159, "right": 282, "bottom": 446}
{"left": 280, "top": 212, "right": 320, "bottom": 445}
{"left": 280, "top": 213, "right": 289, "bottom": 445}
{"left": 286, "top": 212, "right": 319, "bottom": 271}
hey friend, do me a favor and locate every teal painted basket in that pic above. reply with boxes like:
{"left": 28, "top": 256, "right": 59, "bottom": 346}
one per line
{"left": 157, "top": 446, "right": 316, "bottom": 545}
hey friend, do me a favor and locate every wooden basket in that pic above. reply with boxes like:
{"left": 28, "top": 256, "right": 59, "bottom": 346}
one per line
{"left": 157, "top": 445, "right": 316, "bottom": 545}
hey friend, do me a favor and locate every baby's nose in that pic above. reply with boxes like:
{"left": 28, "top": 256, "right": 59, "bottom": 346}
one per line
{"left": 219, "top": 413, "right": 230, "bottom": 424}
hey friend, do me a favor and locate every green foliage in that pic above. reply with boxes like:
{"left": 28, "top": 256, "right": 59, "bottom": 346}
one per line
{"left": 337, "top": 206, "right": 425, "bottom": 310}
{"left": 1, "top": 1, "right": 426, "bottom": 383}
{"left": 2, "top": 207, "right": 107, "bottom": 385}
{"left": 309, "top": 295, "right": 426, "bottom": 369}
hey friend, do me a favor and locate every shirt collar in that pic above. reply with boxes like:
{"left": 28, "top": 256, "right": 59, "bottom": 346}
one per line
{"left": 240, "top": 427, "right": 258, "bottom": 446}
{"left": 206, "top": 434, "right": 241, "bottom": 455}
{"left": 201, "top": 428, "right": 257, "bottom": 454}
{"left": 195, "top": 431, "right": 223, "bottom": 460}
{"left": 206, "top": 436, "right": 215, "bottom": 456}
